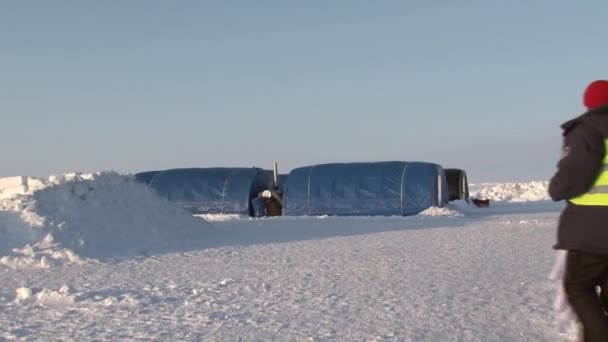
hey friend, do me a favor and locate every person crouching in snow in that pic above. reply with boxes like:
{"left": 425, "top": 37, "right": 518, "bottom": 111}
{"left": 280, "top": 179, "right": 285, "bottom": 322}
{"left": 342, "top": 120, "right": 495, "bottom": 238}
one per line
{"left": 549, "top": 80, "right": 608, "bottom": 341}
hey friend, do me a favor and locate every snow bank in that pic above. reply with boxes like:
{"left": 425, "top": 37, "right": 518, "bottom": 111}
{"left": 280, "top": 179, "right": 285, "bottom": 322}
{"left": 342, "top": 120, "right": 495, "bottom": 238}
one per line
{"left": 0, "top": 177, "right": 26, "bottom": 200}
{"left": 196, "top": 214, "right": 246, "bottom": 222}
{"left": 0, "top": 172, "right": 210, "bottom": 265}
{"left": 418, "top": 206, "right": 464, "bottom": 217}
{"left": 0, "top": 176, "right": 46, "bottom": 200}
{"left": 470, "top": 181, "right": 550, "bottom": 202}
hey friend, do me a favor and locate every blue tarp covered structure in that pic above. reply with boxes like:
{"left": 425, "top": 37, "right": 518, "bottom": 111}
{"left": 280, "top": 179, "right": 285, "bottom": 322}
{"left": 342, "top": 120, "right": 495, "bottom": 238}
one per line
{"left": 136, "top": 168, "right": 274, "bottom": 215}
{"left": 277, "top": 174, "right": 288, "bottom": 194}
{"left": 283, "top": 161, "right": 448, "bottom": 216}
{"left": 134, "top": 171, "right": 160, "bottom": 185}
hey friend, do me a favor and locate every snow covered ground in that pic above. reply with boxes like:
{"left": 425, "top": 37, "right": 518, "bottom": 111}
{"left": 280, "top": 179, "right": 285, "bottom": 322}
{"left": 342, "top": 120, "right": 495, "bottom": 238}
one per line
{"left": 0, "top": 175, "right": 573, "bottom": 341}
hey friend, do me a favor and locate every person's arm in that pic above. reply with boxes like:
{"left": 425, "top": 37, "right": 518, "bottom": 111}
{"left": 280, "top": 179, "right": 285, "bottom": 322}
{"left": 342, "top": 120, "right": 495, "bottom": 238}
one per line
{"left": 548, "top": 124, "right": 605, "bottom": 201}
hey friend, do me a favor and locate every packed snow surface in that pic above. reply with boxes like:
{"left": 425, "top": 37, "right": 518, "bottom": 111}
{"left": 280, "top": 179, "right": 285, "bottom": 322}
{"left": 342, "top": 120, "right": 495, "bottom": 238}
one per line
{"left": 0, "top": 176, "right": 574, "bottom": 341}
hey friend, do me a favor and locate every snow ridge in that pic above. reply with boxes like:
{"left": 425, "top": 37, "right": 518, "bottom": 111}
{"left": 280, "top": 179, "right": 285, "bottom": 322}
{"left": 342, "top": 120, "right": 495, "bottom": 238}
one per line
{"left": 471, "top": 181, "right": 550, "bottom": 202}
{"left": 0, "top": 172, "right": 210, "bottom": 264}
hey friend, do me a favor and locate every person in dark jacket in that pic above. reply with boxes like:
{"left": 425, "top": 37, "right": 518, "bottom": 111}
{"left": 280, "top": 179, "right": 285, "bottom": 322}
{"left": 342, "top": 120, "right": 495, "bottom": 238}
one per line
{"left": 549, "top": 80, "right": 608, "bottom": 341}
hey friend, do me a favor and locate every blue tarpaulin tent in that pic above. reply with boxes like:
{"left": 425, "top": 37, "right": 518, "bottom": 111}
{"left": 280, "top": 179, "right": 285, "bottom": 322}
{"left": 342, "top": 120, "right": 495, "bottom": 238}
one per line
{"left": 136, "top": 168, "right": 274, "bottom": 215}
{"left": 134, "top": 171, "right": 160, "bottom": 185}
{"left": 282, "top": 161, "right": 448, "bottom": 216}
{"left": 277, "top": 174, "right": 288, "bottom": 194}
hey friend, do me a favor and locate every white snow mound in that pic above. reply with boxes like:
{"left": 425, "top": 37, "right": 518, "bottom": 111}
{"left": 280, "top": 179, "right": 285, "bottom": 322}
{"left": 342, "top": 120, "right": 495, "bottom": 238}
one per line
{"left": 0, "top": 172, "right": 210, "bottom": 264}
{"left": 470, "top": 181, "right": 550, "bottom": 202}
{"left": 418, "top": 206, "right": 464, "bottom": 217}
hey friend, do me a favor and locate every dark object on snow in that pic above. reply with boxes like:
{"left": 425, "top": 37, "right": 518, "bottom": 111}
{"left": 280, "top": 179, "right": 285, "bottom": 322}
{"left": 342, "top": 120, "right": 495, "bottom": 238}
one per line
{"left": 472, "top": 198, "right": 490, "bottom": 207}
{"left": 265, "top": 191, "right": 283, "bottom": 217}
{"left": 445, "top": 168, "right": 469, "bottom": 201}
{"left": 267, "top": 162, "right": 284, "bottom": 217}
{"left": 255, "top": 189, "right": 283, "bottom": 217}
{"left": 251, "top": 197, "right": 267, "bottom": 218}
{"left": 266, "top": 199, "right": 282, "bottom": 216}
{"left": 282, "top": 161, "right": 448, "bottom": 216}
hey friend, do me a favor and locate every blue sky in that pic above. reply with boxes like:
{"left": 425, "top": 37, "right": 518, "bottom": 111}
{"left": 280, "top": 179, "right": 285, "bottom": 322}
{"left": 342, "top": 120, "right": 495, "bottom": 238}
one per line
{"left": 1, "top": 1, "right": 607, "bottom": 182}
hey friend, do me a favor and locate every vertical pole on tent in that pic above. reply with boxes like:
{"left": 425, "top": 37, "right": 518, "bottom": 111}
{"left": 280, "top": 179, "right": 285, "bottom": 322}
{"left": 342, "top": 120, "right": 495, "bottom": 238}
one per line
{"left": 273, "top": 162, "right": 279, "bottom": 190}
{"left": 437, "top": 173, "right": 443, "bottom": 207}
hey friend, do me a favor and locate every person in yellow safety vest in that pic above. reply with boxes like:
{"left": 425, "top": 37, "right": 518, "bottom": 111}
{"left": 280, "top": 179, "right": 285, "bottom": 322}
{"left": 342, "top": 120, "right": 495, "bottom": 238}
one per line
{"left": 549, "top": 80, "right": 608, "bottom": 341}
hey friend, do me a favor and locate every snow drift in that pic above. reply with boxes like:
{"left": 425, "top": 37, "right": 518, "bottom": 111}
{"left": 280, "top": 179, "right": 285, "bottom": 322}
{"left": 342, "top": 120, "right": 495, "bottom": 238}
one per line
{"left": 0, "top": 172, "right": 210, "bottom": 266}
{"left": 470, "top": 181, "right": 550, "bottom": 202}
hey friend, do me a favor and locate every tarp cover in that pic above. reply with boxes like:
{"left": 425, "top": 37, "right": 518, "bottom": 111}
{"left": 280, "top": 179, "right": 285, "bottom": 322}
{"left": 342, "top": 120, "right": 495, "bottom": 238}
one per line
{"left": 140, "top": 168, "right": 274, "bottom": 215}
{"left": 283, "top": 161, "right": 448, "bottom": 216}
{"left": 134, "top": 171, "right": 160, "bottom": 185}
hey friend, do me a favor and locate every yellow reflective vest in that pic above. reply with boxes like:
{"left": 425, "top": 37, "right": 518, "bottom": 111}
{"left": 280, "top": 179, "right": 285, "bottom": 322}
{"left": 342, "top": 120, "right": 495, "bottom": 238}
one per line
{"left": 570, "top": 140, "right": 608, "bottom": 205}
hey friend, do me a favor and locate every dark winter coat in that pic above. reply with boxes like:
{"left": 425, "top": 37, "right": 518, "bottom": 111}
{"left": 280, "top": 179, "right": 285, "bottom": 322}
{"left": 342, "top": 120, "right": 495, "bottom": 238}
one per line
{"left": 549, "top": 105, "right": 608, "bottom": 255}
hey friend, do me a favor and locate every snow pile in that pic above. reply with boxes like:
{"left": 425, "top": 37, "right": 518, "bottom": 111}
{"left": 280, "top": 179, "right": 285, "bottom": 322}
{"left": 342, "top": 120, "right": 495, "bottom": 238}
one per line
{"left": 0, "top": 172, "right": 210, "bottom": 265}
{"left": 0, "top": 176, "right": 46, "bottom": 200}
{"left": 470, "top": 181, "right": 550, "bottom": 202}
{"left": 0, "top": 177, "right": 26, "bottom": 200}
{"left": 196, "top": 214, "right": 245, "bottom": 222}
{"left": 14, "top": 286, "right": 76, "bottom": 307}
{"left": 1, "top": 234, "right": 85, "bottom": 268}
{"left": 418, "top": 206, "right": 464, "bottom": 217}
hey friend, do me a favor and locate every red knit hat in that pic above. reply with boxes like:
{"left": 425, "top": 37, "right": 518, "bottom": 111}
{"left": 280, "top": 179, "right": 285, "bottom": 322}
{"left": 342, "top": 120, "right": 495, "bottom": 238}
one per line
{"left": 584, "top": 80, "right": 608, "bottom": 109}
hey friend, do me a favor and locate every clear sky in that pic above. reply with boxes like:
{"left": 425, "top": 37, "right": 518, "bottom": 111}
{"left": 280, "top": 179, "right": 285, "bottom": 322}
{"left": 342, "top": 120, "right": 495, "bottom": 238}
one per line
{"left": 1, "top": 1, "right": 607, "bottom": 182}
